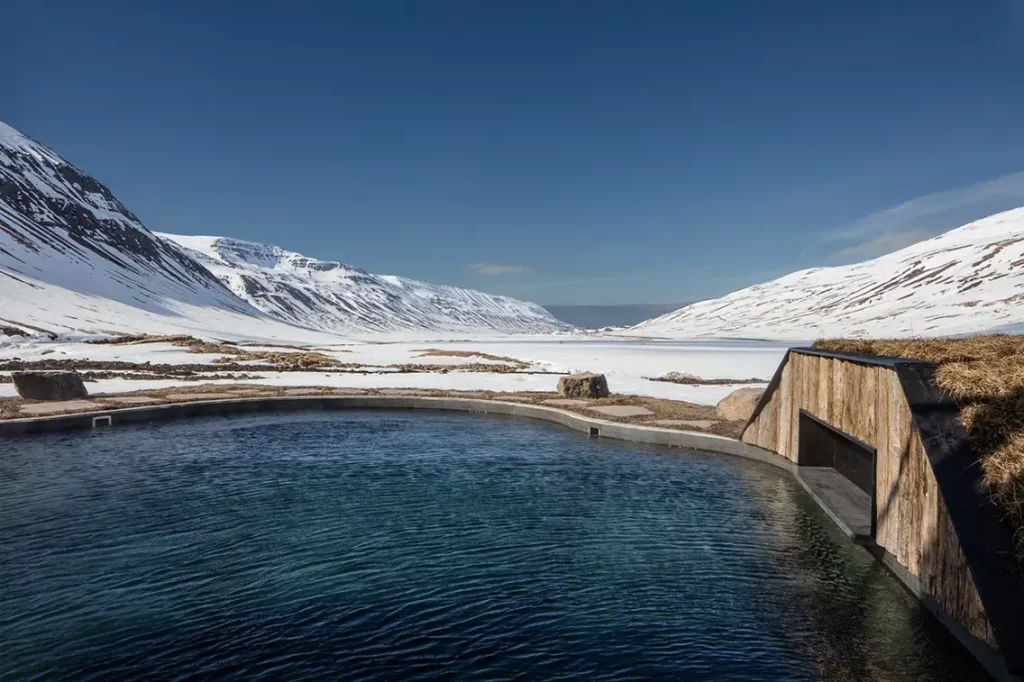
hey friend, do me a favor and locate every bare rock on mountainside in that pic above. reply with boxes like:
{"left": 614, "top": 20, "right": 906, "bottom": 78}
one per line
{"left": 557, "top": 373, "right": 610, "bottom": 399}
{"left": 715, "top": 387, "right": 764, "bottom": 422}
{"left": 12, "top": 371, "right": 89, "bottom": 401}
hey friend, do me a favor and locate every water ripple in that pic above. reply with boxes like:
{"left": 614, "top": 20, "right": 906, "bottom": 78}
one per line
{"left": 0, "top": 411, "right": 991, "bottom": 681}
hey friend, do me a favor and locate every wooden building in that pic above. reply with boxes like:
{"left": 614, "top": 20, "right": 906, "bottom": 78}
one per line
{"left": 743, "top": 347, "right": 1023, "bottom": 680}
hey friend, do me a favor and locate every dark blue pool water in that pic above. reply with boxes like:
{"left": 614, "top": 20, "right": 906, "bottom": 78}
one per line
{"left": 0, "top": 411, "right": 989, "bottom": 681}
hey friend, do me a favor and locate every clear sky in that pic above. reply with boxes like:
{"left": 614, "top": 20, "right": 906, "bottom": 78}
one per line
{"left": 6, "top": 1, "right": 1024, "bottom": 305}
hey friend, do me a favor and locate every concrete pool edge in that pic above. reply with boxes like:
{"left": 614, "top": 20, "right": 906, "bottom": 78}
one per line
{"left": 0, "top": 394, "right": 774, "bottom": 459}
{"left": 0, "top": 394, "right": 1010, "bottom": 681}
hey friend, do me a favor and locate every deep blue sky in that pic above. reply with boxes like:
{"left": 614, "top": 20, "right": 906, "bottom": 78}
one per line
{"left": 6, "top": 1, "right": 1024, "bottom": 305}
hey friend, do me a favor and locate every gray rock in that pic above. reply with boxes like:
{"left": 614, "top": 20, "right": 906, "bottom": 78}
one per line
{"left": 556, "top": 373, "right": 610, "bottom": 399}
{"left": 12, "top": 371, "right": 89, "bottom": 401}
{"left": 716, "top": 387, "right": 764, "bottom": 421}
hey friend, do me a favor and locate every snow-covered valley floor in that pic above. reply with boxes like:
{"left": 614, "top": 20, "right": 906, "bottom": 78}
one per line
{"left": 0, "top": 336, "right": 791, "bottom": 406}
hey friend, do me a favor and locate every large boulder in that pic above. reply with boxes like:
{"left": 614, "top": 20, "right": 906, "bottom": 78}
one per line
{"left": 12, "top": 371, "right": 89, "bottom": 401}
{"left": 557, "top": 372, "right": 609, "bottom": 399}
{"left": 716, "top": 387, "right": 764, "bottom": 421}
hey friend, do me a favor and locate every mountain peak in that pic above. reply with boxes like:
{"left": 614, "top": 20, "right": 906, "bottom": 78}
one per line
{"left": 0, "top": 121, "right": 63, "bottom": 165}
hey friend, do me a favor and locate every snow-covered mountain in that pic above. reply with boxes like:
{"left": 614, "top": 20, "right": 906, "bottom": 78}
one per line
{"left": 0, "top": 121, "right": 568, "bottom": 341}
{"left": 0, "top": 121, "right": 313, "bottom": 342}
{"left": 158, "top": 233, "right": 571, "bottom": 335}
{"left": 629, "top": 207, "right": 1024, "bottom": 341}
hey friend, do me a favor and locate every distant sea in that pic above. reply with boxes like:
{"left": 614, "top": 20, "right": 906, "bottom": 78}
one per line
{"left": 542, "top": 302, "right": 690, "bottom": 329}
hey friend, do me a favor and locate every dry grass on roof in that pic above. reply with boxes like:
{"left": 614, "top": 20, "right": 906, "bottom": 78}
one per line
{"left": 813, "top": 334, "right": 1024, "bottom": 558}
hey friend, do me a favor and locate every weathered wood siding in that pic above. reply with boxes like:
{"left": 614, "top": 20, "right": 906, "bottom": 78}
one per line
{"left": 743, "top": 351, "right": 996, "bottom": 647}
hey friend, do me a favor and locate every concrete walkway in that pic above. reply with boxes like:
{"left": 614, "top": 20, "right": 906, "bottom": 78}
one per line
{"left": 796, "top": 467, "right": 873, "bottom": 542}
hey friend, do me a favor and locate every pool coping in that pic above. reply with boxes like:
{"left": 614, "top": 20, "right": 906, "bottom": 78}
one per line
{"left": 0, "top": 394, "right": 775, "bottom": 460}
{"left": 2, "top": 393, "right": 1011, "bottom": 680}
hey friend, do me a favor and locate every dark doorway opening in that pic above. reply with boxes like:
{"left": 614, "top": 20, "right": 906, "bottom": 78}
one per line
{"left": 797, "top": 410, "right": 877, "bottom": 539}
{"left": 798, "top": 410, "right": 875, "bottom": 494}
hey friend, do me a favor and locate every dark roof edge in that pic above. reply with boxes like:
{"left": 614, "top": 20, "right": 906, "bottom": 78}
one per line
{"left": 790, "top": 346, "right": 927, "bottom": 368}
{"left": 742, "top": 347, "right": 931, "bottom": 434}
{"left": 896, "top": 363, "right": 1024, "bottom": 672}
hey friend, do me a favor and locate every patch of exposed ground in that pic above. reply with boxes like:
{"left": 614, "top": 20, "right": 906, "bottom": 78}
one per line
{"left": 389, "top": 362, "right": 540, "bottom": 374}
{"left": 0, "top": 397, "right": 21, "bottom": 420}
{"left": 179, "top": 339, "right": 535, "bottom": 373}
{"left": 237, "top": 343, "right": 352, "bottom": 353}
{"left": 0, "top": 357, "right": 556, "bottom": 378}
{"left": 0, "top": 319, "right": 56, "bottom": 339}
{"left": 814, "top": 334, "right": 1024, "bottom": 559}
{"left": 79, "top": 370, "right": 263, "bottom": 382}
{"left": 413, "top": 348, "right": 529, "bottom": 368}
{"left": 2, "top": 332, "right": 550, "bottom": 378}
{"left": 82, "top": 335, "right": 345, "bottom": 370}
{"left": 177, "top": 340, "right": 347, "bottom": 369}
{"left": 0, "top": 386, "right": 743, "bottom": 438}
{"left": 240, "top": 342, "right": 339, "bottom": 351}
{"left": 972, "top": 237, "right": 1024, "bottom": 267}
{"left": 86, "top": 334, "right": 201, "bottom": 345}
{"left": 0, "top": 358, "right": 285, "bottom": 377}
{"left": 211, "top": 351, "right": 347, "bottom": 369}
{"left": 647, "top": 373, "right": 767, "bottom": 386}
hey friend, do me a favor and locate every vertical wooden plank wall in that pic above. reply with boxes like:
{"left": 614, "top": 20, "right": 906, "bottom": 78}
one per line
{"left": 742, "top": 351, "right": 996, "bottom": 647}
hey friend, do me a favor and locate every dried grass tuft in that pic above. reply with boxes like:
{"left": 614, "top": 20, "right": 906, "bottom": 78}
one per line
{"left": 88, "top": 333, "right": 201, "bottom": 345}
{"left": 814, "top": 335, "right": 1024, "bottom": 557}
{"left": 172, "top": 339, "right": 347, "bottom": 370}
{"left": 412, "top": 348, "right": 528, "bottom": 368}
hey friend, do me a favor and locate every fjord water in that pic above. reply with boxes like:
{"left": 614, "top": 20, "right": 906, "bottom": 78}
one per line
{"left": 0, "top": 412, "right": 988, "bottom": 681}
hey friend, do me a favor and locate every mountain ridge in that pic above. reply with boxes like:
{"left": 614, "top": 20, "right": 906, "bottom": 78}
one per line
{"left": 0, "top": 121, "right": 569, "bottom": 341}
{"left": 158, "top": 233, "right": 571, "bottom": 335}
{"left": 628, "top": 207, "right": 1024, "bottom": 341}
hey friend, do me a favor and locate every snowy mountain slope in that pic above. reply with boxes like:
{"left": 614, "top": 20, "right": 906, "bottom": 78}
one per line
{"left": 0, "top": 122, "right": 332, "bottom": 342}
{"left": 629, "top": 207, "right": 1024, "bottom": 341}
{"left": 158, "top": 233, "right": 572, "bottom": 335}
{"left": 0, "top": 120, "right": 567, "bottom": 341}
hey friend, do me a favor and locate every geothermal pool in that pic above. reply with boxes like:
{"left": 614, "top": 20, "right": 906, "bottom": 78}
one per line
{"left": 0, "top": 411, "right": 988, "bottom": 681}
